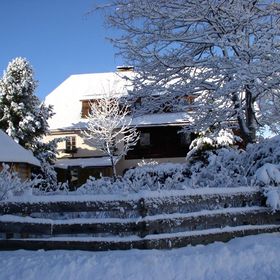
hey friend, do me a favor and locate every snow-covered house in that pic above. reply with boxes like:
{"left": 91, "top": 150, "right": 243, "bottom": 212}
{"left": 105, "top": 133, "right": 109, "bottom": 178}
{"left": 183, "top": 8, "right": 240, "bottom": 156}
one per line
{"left": 44, "top": 69, "right": 193, "bottom": 187}
{"left": 0, "top": 130, "right": 40, "bottom": 181}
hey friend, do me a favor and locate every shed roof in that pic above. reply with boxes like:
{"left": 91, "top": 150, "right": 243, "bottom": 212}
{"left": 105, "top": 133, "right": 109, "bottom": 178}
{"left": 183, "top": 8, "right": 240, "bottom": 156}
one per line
{"left": 0, "top": 130, "right": 40, "bottom": 166}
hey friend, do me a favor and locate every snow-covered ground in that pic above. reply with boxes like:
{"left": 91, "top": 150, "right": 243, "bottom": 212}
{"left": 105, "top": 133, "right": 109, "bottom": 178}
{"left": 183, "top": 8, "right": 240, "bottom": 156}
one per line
{"left": 1, "top": 233, "right": 280, "bottom": 280}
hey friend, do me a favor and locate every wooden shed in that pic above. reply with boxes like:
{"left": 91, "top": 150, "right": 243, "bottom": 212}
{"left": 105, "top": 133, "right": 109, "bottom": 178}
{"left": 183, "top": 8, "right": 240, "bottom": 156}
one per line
{"left": 0, "top": 130, "right": 40, "bottom": 181}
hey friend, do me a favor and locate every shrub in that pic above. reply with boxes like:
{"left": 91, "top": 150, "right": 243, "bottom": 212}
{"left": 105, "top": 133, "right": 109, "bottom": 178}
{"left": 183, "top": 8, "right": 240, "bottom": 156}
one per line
{"left": 0, "top": 164, "right": 38, "bottom": 200}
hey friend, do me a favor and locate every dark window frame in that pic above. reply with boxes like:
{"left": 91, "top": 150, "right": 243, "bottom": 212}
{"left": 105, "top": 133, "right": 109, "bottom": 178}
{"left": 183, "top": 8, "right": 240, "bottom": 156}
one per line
{"left": 126, "top": 126, "right": 194, "bottom": 159}
{"left": 65, "top": 136, "right": 77, "bottom": 153}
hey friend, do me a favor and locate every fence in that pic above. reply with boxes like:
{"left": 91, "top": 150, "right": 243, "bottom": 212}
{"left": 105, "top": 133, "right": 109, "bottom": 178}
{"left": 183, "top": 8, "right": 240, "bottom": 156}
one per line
{"left": 0, "top": 187, "right": 280, "bottom": 251}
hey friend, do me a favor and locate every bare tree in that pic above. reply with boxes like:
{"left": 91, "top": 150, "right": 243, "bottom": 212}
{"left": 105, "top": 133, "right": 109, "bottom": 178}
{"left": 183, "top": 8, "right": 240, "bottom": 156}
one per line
{"left": 83, "top": 98, "right": 139, "bottom": 180}
{"left": 103, "top": 0, "right": 280, "bottom": 145}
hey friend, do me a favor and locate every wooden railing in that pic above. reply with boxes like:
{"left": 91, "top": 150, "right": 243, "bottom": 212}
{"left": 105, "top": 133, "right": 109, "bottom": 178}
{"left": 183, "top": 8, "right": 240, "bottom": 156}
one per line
{"left": 0, "top": 188, "right": 280, "bottom": 251}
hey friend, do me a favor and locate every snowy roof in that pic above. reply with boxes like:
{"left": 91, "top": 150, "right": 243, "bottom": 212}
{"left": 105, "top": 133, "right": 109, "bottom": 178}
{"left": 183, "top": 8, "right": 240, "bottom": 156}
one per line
{"left": 47, "top": 112, "right": 192, "bottom": 131}
{"left": 54, "top": 157, "right": 119, "bottom": 169}
{"left": 45, "top": 71, "right": 193, "bottom": 131}
{"left": 131, "top": 112, "right": 192, "bottom": 127}
{"left": 0, "top": 130, "right": 40, "bottom": 166}
{"left": 44, "top": 72, "right": 135, "bottom": 130}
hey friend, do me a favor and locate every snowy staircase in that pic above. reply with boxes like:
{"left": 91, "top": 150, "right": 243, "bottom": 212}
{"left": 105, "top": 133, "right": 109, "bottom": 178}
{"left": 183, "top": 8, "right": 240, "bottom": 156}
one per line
{"left": 0, "top": 187, "right": 280, "bottom": 251}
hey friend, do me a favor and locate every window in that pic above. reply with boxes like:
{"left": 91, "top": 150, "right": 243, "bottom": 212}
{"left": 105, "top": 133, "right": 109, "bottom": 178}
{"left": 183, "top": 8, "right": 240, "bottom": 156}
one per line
{"left": 65, "top": 136, "right": 77, "bottom": 153}
{"left": 81, "top": 99, "right": 129, "bottom": 118}
{"left": 81, "top": 100, "right": 92, "bottom": 118}
{"left": 140, "top": 132, "right": 151, "bottom": 146}
{"left": 70, "top": 167, "right": 79, "bottom": 184}
{"left": 126, "top": 127, "right": 195, "bottom": 159}
{"left": 179, "top": 132, "right": 192, "bottom": 146}
{"left": 15, "top": 163, "right": 30, "bottom": 181}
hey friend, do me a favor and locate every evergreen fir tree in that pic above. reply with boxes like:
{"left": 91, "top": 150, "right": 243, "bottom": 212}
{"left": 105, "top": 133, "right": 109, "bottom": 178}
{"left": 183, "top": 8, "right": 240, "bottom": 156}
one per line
{"left": 0, "top": 57, "right": 53, "bottom": 148}
{"left": 0, "top": 57, "right": 60, "bottom": 188}
{"left": 32, "top": 138, "right": 64, "bottom": 189}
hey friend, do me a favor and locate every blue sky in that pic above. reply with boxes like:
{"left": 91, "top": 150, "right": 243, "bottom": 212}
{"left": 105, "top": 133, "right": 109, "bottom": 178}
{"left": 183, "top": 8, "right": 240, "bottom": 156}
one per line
{"left": 0, "top": 0, "right": 123, "bottom": 100}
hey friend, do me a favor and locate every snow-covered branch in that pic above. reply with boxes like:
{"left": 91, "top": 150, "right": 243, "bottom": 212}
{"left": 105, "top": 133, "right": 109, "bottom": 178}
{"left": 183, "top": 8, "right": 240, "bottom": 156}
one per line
{"left": 102, "top": 0, "right": 280, "bottom": 144}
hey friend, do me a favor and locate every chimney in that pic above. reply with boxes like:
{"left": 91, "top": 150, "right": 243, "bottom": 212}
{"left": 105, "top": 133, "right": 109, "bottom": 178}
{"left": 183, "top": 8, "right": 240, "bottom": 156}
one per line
{"left": 116, "top": 66, "right": 134, "bottom": 72}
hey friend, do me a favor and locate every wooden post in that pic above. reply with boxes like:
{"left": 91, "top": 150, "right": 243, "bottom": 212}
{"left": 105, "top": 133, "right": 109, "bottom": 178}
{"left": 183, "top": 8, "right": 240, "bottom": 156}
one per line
{"left": 138, "top": 197, "right": 147, "bottom": 218}
{"left": 138, "top": 198, "right": 148, "bottom": 238}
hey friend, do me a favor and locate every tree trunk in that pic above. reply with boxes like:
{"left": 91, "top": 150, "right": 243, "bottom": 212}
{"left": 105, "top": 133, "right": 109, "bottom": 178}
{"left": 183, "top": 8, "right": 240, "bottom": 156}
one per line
{"left": 245, "top": 87, "right": 257, "bottom": 144}
{"left": 233, "top": 88, "right": 257, "bottom": 146}
{"left": 110, "top": 155, "right": 117, "bottom": 181}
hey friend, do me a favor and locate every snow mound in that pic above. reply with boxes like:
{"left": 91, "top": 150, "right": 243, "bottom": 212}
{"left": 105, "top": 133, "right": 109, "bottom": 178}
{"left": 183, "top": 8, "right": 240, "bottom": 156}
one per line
{"left": 0, "top": 234, "right": 280, "bottom": 280}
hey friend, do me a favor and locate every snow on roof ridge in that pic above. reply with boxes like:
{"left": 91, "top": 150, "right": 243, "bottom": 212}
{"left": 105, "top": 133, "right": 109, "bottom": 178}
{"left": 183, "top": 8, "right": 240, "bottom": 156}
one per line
{"left": 69, "top": 71, "right": 119, "bottom": 77}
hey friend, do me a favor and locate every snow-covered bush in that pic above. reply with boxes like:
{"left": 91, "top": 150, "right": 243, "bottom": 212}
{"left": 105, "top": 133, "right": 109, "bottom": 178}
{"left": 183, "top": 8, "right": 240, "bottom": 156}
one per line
{"left": 243, "top": 136, "right": 280, "bottom": 176}
{"left": 76, "top": 176, "right": 129, "bottom": 195}
{"left": 0, "top": 164, "right": 39, "bottom": 200}
{"left": 254, "top": 162, "right": 280, "bottom": 211}
{"left": 188, "top": 147, "right": 248, "bottom": 188}
{"left": 255, "top": 163, "right": 280, "bottom": 186}
{"left": 123, "top": 163, "right": 190, "bottom": 191}
{"left": 0, "top": 163, "right": 69, "bottom": 200}
{"left": 185, "top": 129, "right": 245, "bottom": 188}
{"left": 137, "top": 159, "right": 159, "bottom": 167}
{"left": 33, "top": 181, "right": 70, "bottom": 196}
{"left": 186, "top": 129, "right": 241, "bottom": 164}
{"left": 77, "top": 163, "right": 191, "bottom": 194}
{"left": 50, "top": 133, "right": 280, "bottom": 213}
{"left": 186, "top": 134, "right": 280, "bottom": 189}
{"left": 76, "top": 135, "right": 280, "bottom": 195}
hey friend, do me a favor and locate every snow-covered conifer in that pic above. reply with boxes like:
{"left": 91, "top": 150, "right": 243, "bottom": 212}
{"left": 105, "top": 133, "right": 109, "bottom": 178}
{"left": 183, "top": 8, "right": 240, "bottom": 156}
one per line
{"left": 0, "top": 57, "right": 53, "bottom": 148}
{"left": 32, "top": 138, "right": 64, "bottom": 189}
{"left": 0, "top": 57, "right": 59, "bottom": 186}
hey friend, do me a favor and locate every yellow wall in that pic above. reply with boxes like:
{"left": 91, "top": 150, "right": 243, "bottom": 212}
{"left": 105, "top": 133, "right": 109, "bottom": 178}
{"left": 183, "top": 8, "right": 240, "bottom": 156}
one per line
{"left": 44, "top": 131, "right": 106, "bottom": 158}
{"left": 44, "top": 131, "right": 187, "bottom": 177}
